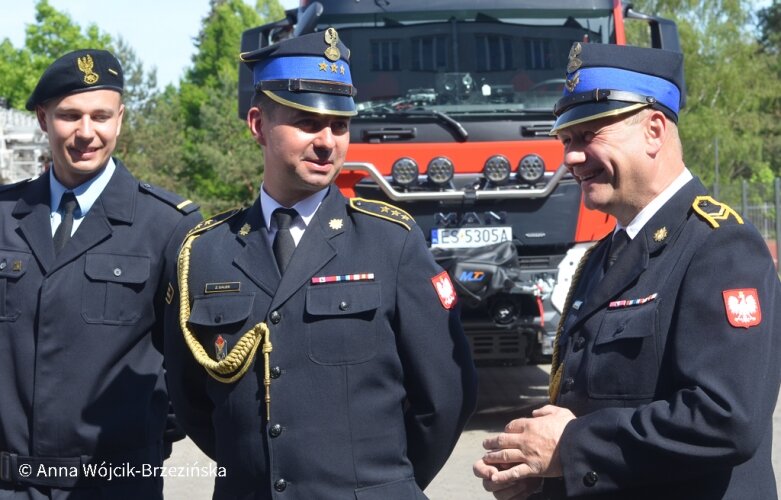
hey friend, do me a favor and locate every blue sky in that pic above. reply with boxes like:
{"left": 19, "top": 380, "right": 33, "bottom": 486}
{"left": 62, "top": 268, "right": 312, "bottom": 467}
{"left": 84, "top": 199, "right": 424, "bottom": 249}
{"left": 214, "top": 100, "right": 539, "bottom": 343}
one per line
{"left": 0, "top": 0, "right": 298, "bottom": 89}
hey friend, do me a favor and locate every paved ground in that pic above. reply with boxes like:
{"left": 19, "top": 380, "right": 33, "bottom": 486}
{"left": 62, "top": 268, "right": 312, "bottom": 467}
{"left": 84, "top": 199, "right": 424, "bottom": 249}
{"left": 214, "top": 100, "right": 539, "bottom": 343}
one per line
{"left": 164, "top": 364, "right": 781, "bottom": 499}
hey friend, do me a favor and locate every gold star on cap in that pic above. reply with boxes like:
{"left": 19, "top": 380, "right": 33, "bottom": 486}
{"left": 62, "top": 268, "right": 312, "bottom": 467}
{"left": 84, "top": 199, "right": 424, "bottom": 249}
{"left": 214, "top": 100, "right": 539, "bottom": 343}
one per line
{"left": 319, "top": 61, "right": 328, "bottom": 71}
{"left": 653, "top": 227, "right": 668, "bottom": 242}
{"left": 239, "top": 223, "right": 251, "bottom": 236}
{"left": 329, "top": 219, "right": 343, "bottom": 230}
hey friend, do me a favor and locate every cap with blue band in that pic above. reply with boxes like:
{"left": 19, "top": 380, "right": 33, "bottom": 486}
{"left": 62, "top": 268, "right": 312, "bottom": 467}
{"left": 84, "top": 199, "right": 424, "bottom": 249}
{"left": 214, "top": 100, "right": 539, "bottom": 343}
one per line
{"left": 550, "top": 42, "right": 685, "bottom": 135}
{"left": 240, "top": 28, "right": 357, "bottom": 116}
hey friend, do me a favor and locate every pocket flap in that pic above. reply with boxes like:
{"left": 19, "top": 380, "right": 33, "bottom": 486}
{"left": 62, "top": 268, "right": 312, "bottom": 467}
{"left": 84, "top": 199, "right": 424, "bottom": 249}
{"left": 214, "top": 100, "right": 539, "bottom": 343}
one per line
{"left": 306, "top": 281, "right": 380, "bottom": 316}
{"left": 0, "top": 251, "right": 30, "bottom": 278}
{"left": 85, "top": 253, "right": 150, "bottom": 284}
{"left": 189, "top": 293, "right": 254, "bottom": 326}
{"left": 595, "top": 304, "right": 657, "bottom": 346}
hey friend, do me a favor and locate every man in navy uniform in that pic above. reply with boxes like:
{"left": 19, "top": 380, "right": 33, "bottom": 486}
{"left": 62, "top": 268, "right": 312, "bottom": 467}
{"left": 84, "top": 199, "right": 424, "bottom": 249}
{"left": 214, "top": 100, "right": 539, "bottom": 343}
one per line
{"left": 165, "top": 29, "right": 477, "bottom": 499}
{"left": 474, "top": 43, "right": 781, "bottom": 499}
{"left": 0, "top": 49, "right": 200, "bottom": 498}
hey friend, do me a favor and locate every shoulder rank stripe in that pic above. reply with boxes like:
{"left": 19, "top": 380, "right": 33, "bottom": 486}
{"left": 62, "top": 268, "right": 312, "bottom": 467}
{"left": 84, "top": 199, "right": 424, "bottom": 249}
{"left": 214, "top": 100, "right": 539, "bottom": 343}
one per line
{"left": 349, "top": 197, "right": 414, "bottom": 230}
{"left": 311, "top": 273, "right": 375, "bottom": 284}
{"left": 187, "top": 207, "right": 242, "bottom": 237}
{"left": 692, "top": 195, "right": 743, "bottom": 228}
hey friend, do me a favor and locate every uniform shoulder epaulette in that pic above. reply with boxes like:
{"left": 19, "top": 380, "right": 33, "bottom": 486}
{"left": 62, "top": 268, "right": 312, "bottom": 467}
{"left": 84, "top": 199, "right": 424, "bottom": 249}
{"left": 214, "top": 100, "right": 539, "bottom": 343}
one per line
{"left": 348, "top": 197, "right": 415, "bottom": 230}
{"left": 0, "top": 178, "right": 33, "bottom": 194}
{"left": 138, "top": 182, "right": 199, "bottom": 214}
{"left": 187, "top": 207, "right": 243, "bottom": 237}
{"left": 692, "top": 195, "right": 744, "bottom": 228}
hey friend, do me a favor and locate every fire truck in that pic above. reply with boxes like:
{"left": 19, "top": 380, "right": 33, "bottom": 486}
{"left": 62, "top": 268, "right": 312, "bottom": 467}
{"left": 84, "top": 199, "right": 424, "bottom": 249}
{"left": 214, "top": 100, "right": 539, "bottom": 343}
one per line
{"left": 239, "top": 0, "right": 681, "bottom": 364}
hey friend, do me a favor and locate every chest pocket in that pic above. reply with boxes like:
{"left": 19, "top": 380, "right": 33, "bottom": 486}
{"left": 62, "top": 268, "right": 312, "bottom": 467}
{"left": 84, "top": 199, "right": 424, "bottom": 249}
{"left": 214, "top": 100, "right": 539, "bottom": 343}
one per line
{"left": 305, "top": 281, "right": 380, "bottom": 365}
{"left": 0, "top": 250, "right": 31, "bottom": 322}
{"left": 82, "top": 253, "right": 150, "bottom": 325}
{"left": 187, "top": 293, "right": 255, "bottom": 361}
{"left": 587, "top": 302, "right": 660, "bottom": 399}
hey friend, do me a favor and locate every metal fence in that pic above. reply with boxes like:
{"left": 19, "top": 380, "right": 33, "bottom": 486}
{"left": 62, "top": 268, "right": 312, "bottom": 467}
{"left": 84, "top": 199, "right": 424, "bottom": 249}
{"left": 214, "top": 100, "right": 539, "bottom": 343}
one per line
{"left": 715, "top": 178, "right": 781, "bottom": 268}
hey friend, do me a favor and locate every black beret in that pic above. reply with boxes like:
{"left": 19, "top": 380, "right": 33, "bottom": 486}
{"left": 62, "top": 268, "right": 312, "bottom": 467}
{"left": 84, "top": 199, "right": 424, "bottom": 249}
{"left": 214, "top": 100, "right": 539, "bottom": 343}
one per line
{"left": 239, "top": 28, "right": 356, "bottom": 117}
{"left": 550, "top": 43, "right": 685, "bottom": 134}
{"left": 26, "top": 49, "right": 124, "bottom": 111}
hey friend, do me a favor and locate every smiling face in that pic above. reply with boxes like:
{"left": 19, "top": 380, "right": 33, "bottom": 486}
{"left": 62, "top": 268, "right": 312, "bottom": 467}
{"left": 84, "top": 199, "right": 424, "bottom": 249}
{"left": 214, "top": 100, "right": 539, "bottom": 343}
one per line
{"left": 556, "top": 111, "right": 660, "bottom": 226}
{"left": 37, "top": 89, "right": 124, "bottom": 189}
{"left": 248, "top": 99, "right": 350, "bottom": 207}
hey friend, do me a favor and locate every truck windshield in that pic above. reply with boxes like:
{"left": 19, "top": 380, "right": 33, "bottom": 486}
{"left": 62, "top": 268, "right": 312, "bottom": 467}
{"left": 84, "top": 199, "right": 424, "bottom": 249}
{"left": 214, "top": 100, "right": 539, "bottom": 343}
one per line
{"left": 325, "top": 10, "right": 616, "bottom": 117}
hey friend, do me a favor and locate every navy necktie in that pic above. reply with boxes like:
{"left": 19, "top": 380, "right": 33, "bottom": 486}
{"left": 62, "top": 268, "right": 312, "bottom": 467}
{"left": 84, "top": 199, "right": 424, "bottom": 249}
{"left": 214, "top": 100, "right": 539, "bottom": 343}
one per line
{"left": 53, "top": 192, "right": 79, "bottom": 254}
{"left": 605, "top": 229, "right": 630, "bottom": 271}
{"left": 272, "top": 208, "right": 298, "bottom": 274}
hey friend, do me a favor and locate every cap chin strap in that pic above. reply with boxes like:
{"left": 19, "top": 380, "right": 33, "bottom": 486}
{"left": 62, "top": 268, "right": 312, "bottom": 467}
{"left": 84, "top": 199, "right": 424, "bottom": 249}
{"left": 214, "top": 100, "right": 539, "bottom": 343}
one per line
{"left": 554, "top": 89, "right": 658, "bottom": 116}
{"left": 257, "top": 79, "right": 357, "bottom": 97}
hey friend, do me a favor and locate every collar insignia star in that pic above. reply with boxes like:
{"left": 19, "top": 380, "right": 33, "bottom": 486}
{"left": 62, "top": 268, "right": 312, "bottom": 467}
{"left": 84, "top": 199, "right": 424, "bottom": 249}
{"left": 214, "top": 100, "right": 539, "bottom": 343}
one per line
{"left": 653, "top": 227, "right": 668, "bottom": 242}
{"left": 329, "top": 218, "right": 343, "bottom": 230}
{"left": 239, "top": 223, "right": 251, "bottom": 236}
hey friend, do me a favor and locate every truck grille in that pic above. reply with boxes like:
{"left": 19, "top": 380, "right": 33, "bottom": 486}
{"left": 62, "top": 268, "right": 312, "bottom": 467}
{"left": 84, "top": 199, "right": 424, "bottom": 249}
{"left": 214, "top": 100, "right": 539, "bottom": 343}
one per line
{"left": 465, "top": 328, "right": 528, "bottom": 363}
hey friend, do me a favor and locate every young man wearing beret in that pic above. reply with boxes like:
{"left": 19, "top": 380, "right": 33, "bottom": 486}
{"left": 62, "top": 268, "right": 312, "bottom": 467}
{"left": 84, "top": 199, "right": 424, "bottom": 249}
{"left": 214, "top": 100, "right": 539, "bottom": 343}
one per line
{"left": 0, "top": 49, "right": 201, "bottom": 499}
{"left": 474, "top": 42, "right": 781, "bottom": 499}
{"left": 164, "top": 29, "right": 477, "bottom": 499}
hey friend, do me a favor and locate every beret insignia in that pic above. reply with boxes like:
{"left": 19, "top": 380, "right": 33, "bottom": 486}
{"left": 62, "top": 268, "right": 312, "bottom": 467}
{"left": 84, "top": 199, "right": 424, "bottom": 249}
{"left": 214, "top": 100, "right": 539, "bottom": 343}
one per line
{"left": 77, "top": 54, "right": 99, "bottom": 85}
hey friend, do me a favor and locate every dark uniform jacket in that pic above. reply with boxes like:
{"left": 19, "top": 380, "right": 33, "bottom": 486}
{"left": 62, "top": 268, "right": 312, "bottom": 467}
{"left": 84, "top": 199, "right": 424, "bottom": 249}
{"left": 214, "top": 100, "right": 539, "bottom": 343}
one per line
{"left": 0, "top": 160, "right": 200, "bottom": 499}
{"left": 550, "top": 177, "right": 781, "bottom": 499}
{"left": 165, "top": 187, "right": 477, "bottom": 500}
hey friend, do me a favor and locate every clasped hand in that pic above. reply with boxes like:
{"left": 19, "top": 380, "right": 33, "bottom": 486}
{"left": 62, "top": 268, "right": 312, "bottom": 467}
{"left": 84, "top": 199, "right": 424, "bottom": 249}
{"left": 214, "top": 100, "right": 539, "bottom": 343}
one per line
{"left": 473, "top": 405, "right": 575, "bottom": 499}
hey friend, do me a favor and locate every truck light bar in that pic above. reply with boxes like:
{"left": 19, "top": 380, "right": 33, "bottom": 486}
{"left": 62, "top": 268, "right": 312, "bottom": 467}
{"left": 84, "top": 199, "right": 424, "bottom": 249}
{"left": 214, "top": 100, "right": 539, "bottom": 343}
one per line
{"left": 343, "top": 162, "right": 569, "bottom": 201}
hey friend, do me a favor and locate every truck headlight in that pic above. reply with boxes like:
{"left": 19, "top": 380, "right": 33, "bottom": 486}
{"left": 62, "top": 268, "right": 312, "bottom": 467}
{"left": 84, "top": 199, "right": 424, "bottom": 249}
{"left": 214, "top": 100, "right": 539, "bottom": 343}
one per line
{"left": 391, "top": 157, "right": 419, "bottom": 187}
{"left": 483, "top": 155, "right": 511, "bottom": 185}
{"left": 518, "top": 154, "right": 545, "bottom": 184}
{"left": 427, "top": 156, "right": 454, "bottom": 186}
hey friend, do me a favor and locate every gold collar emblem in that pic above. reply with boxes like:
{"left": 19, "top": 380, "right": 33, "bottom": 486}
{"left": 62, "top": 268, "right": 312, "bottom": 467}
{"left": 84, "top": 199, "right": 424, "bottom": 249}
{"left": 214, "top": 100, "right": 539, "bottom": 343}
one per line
{"left": 653, "top": 227, "right": 668, "bottom": 242}
{"left": 329, "top": 218, "right": 343, "bottom": 230}
{"left": 239, "top": 223, "right": 251, "bottom": 236}
{"left": 324, "top": 28, "right": 341, "bottom": 62}
{"left": 77, "top": 54, "right": 100, "bottom": 85}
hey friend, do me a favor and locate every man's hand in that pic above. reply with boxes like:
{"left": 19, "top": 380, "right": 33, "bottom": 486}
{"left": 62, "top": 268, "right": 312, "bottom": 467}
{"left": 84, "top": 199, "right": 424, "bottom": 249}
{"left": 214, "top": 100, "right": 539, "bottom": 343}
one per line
{"left": 473, "top": 457, "right": 542, "bottom": 500}
{"left": 480, "top": 405, "right": 575, "bottom": 483}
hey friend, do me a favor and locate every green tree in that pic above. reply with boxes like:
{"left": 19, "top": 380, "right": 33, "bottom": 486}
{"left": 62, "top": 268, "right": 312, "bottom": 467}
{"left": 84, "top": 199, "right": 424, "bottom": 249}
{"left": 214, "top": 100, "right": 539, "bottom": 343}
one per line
{"left": 176, "top": 0, "right": 284, "bottom": 214}
{"left": 758, "top": 0, "right": 781, "bottom": 54}
{"left": 628, "top": 0, "right": 780, "bottom": 197}
{"left": 0, "top": 0, "right": 113, "bottom": 109}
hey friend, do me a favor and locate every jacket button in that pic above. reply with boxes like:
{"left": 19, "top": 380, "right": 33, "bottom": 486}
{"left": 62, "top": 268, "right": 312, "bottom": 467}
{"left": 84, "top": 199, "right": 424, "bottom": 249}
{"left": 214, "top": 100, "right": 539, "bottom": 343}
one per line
{"left": 562, "top": 377, "right": 575, "bottom": 393}
{"left": 269, "top": 424, "right": 282, "bottom": 437}
{"left": 583, "top": 471, "right": 599, "bottom": 487}
{"left": 574, "top": 337, "right": 586, "bottom": 351}
{"left": 113, "top": 267, "right": 122, "bottom": 277}
{"left": 0, "top": 260, "right": 6, "bottom": 270}
{"left": 274, "top": 479, "right": 287, "bottom": 492}
{"left": 214, "top": 314, "right": 223, "bottom": 324}
{"left": 338, "top": 301, "right": 349, "bottom": 311}
{"left": 270, "top": 311, "right": 281, "bottom": 324}
{"left": 270, "top": 366, "right": 282, "bottom": 379}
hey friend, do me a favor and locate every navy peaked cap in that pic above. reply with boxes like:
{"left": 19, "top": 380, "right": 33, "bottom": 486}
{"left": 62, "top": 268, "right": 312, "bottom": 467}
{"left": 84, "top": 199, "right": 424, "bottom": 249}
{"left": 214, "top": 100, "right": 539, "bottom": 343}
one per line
{"left": 239, "top": 28, "right": 356, "bottom": 116}
{"left": 551, "top": 43, "right": 685, "bottom": 134}
{"left": 26, "top": 49, "right": 123, "bottom": 111}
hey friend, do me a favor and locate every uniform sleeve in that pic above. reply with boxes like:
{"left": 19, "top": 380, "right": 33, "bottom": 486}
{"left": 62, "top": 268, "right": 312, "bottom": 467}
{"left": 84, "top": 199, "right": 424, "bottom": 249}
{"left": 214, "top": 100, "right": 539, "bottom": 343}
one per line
{"left": 393, "top": 226, "right": 478, "bottom": 488}
{"left": 162, "top": 219, "right": 219, "bottom": 460}
{"left": 559, "top": 223, "right": 781, "bottom": 495}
